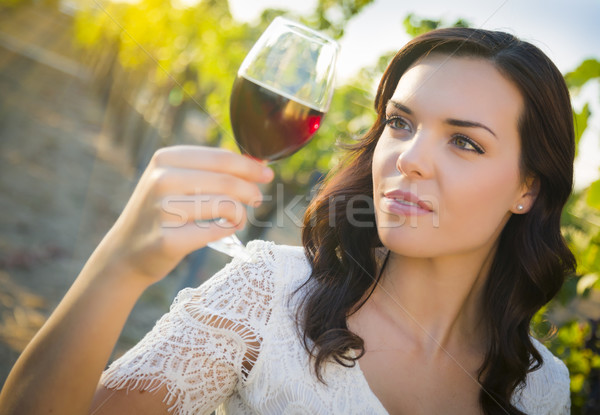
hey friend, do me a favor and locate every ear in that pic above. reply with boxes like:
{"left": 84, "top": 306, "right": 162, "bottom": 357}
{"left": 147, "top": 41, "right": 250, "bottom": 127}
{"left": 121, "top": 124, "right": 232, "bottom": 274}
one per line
{"left": 511, "top": 176, "right": 539, "bottom": 214}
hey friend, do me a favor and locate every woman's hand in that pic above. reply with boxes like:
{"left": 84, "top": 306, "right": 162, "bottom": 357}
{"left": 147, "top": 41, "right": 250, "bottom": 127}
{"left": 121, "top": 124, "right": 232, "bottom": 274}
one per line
{"left": 0, "top": 145, "right": 274, "bottom": 415}
{"left": 101, "top": 145, "right": 274, "bottom": 284}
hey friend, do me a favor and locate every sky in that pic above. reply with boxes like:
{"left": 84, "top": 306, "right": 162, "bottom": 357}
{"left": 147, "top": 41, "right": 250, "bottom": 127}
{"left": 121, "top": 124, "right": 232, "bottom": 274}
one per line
{"left": 229, "top": 0, "right": 600, "bottom": 188}
{"left": 230, "top": 0, "right": 599, "bottom": 79}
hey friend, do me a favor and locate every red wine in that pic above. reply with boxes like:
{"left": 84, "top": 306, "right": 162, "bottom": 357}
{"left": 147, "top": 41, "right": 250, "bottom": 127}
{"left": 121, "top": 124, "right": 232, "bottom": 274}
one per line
{"left": 230, "top": 75, "right": 324, "bottom": 161}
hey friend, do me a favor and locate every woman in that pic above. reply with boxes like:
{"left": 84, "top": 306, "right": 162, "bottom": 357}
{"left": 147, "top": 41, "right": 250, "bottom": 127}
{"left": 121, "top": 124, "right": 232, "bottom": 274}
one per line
{"left": 1, "top": 28, "right": 574, "bottom": 414}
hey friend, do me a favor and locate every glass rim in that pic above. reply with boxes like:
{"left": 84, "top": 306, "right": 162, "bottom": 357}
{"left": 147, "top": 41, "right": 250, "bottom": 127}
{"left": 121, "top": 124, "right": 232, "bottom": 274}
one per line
{"left": 271, "top": 16, "right": 340, "bottom": 51}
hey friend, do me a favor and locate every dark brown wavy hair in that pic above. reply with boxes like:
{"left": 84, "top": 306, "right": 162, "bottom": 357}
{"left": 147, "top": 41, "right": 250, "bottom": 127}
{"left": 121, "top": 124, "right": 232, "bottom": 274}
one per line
{"left": 296, "top": 28, "right": 576, "bottom": 414}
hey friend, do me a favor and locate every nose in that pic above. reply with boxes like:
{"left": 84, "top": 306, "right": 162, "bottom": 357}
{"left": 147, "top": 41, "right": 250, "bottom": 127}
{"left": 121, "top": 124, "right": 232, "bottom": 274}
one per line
{"left": 396, "top": 131, "right": 434, "bottom": 179}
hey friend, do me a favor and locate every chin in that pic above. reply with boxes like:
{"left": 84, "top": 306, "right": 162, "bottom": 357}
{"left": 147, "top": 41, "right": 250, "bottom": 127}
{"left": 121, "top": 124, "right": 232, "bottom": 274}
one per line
{"left": 376, "top": 228, "right": 439, "bottom": 258}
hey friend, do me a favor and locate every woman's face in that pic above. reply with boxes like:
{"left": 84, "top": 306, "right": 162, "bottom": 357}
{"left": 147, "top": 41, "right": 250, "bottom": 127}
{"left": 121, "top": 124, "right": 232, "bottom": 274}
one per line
{"left": 372, "top": 54, "right": 533, "bottom": 258}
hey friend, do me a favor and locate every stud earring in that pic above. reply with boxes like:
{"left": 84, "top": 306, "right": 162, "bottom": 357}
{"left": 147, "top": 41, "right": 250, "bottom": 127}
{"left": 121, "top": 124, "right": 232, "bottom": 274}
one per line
{"left": 517, "top": 204, "right": 524, "bottom": 211}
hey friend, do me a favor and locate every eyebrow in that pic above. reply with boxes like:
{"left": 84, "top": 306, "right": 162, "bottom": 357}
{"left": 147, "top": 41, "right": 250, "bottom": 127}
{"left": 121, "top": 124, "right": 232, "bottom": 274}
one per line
{"left": 387, "top": 100, "right": 412, "bottom": 115}
{"left": 445, "top": 119, "right": 497, "bottom": 139}
{"left": 386, "top": 99, "right": 497, "bottom": 139}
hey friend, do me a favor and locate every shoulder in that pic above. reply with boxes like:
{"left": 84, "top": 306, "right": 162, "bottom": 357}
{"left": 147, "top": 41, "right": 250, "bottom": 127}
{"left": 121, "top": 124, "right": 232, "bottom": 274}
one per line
{"left": 219, "top": 239, "right": 311, "bottom": 289}
{"left": 512, "top": 337, "right": 571, "bottom": 414}
{"left": 175, "top": 240, "right": 311, "bottom": 322}
{"left": 239, "top": 240, "right": 312, "bottom": 290}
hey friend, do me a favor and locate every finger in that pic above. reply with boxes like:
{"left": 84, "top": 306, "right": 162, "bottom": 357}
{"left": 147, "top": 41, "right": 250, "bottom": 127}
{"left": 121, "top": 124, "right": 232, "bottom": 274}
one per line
{"left": 151, "top": 146, "right": 274, "bottom": 183}
{"left": 151, "top": 168, "right": 264, "bottom": 207}
{"left": 160, "top": 194, "right": 248, "bottom": 229}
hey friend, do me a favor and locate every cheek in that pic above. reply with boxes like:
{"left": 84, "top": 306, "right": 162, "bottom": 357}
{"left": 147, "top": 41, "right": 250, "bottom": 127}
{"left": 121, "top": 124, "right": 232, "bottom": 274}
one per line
{"left": 371, "top": 145, "right": 383, "bottom": 193}
{"left": 371, "top": 139, "right": 397, "bottom": 189}
{"left": 442, "top": 162, "right": 521, "bottom": 232}
{"left": 372, "top": 142, "right": 393, "bottom": 225}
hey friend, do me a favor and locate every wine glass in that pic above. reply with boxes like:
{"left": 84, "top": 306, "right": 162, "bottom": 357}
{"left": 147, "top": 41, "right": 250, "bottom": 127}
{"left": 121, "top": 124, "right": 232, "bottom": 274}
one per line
{"left": 207, "top": 16, "right": 339, "bottom": 259}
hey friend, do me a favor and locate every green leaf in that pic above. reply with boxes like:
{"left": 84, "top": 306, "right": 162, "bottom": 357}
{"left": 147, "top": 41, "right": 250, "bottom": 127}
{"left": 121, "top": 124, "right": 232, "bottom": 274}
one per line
{"left": 576, "top": 273, "right": 599, "bottom": 295}
{"left": 403, "top": 13, "right": 441, "bottom": 37}
{"left": 402, "top": 13, "right": 471, "bottom": 38}
{"left": 565, "top": 59, "right": 600, "bottom": 89}
{"left": 452, "top": 18, "right": 470, "bottom": 28}
{"left": 556, "top": 275, "right": 579, "bottom": 305}
{"left": 571, "top": 373, "right": 586, "bottom": 393}
{"left": 592, "top": 354, "right": 600, "bottom": 369}
{"left": 587, "top": 179, "right": 600, "bottom": 210}
{"left": 573, "top": 103, "right": 590, "bottom": 157}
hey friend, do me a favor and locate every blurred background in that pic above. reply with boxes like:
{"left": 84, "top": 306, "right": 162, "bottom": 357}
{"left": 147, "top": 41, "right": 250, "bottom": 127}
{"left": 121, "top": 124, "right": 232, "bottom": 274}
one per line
{"left": 0, "top": 0, "right": 598, "bottom": 411}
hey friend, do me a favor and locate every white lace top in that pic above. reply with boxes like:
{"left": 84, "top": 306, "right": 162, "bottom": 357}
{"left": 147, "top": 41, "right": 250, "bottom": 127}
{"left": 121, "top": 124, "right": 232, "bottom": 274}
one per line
{"left": 101, "top": 240, "right": 571, "bottom": 414}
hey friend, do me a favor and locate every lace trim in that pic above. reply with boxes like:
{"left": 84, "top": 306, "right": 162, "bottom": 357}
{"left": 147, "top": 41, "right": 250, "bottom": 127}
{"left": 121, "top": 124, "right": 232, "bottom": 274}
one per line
{"left": 100, "top": 241, "right": 277, "bottom": 415}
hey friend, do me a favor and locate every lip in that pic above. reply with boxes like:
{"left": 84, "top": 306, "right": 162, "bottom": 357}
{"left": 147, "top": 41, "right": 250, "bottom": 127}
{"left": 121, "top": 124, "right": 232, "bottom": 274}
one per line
{"left": 381, "top": 190, "right": 433, "bottom": 216}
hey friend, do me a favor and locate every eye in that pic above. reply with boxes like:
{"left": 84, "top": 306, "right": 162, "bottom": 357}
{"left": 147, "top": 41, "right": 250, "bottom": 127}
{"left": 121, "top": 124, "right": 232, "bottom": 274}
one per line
{"left": 385, "top": 115, "right": 412, "bottom": 131}
{"left": 451, "top": 134, "right": 485, "bottom": 154}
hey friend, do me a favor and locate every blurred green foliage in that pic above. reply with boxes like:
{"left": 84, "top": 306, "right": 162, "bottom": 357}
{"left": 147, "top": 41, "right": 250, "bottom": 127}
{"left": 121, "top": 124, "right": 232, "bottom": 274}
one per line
{"left": 403, "top": 12, "right": 470, "bottom": 37}
{"left": 72, "top": 0, "right": 374, "bottom": 188}
{"left": 566, "top": 59, "right": 600, "bottom": 90}
{"left": 0, "top": 0, "right": 59, "bottom": 9}
{"left": 304, "top": 0, "right": 374, "bottom": 39}
{"left": 74, "top": 0, "right": 253, "bottom": 146}
{"left": 557, "top": 189, "right": 600, "bottom": 411}
{"left": 0, "top": 0, "right": 30, "bottom": 8}
{"left": 558, "top": 58, "right": 600, "bottom": 412}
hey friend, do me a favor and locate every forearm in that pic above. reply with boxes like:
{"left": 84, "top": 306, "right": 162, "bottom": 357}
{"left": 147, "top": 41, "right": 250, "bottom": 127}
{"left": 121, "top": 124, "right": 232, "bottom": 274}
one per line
{"left": 0, "top": 242, "right": 150, "bottom": 415}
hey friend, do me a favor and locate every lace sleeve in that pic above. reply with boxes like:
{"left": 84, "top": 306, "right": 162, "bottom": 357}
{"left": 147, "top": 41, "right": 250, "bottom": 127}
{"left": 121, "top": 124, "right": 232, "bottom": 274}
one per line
{"left": 100, "top": 240, "right": 278, "bottom": 415}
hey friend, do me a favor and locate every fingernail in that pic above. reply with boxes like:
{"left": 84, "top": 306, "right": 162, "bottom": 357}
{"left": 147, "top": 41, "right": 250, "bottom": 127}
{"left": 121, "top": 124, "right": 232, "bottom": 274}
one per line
{"left": 215, "top": 218, "right": 234, "bottom": 227}
{"left": 262, "top": 166, "right": 274, "bottom": 180}
{"left": 253, "top": 193, "right": 263, "bottom": 207}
